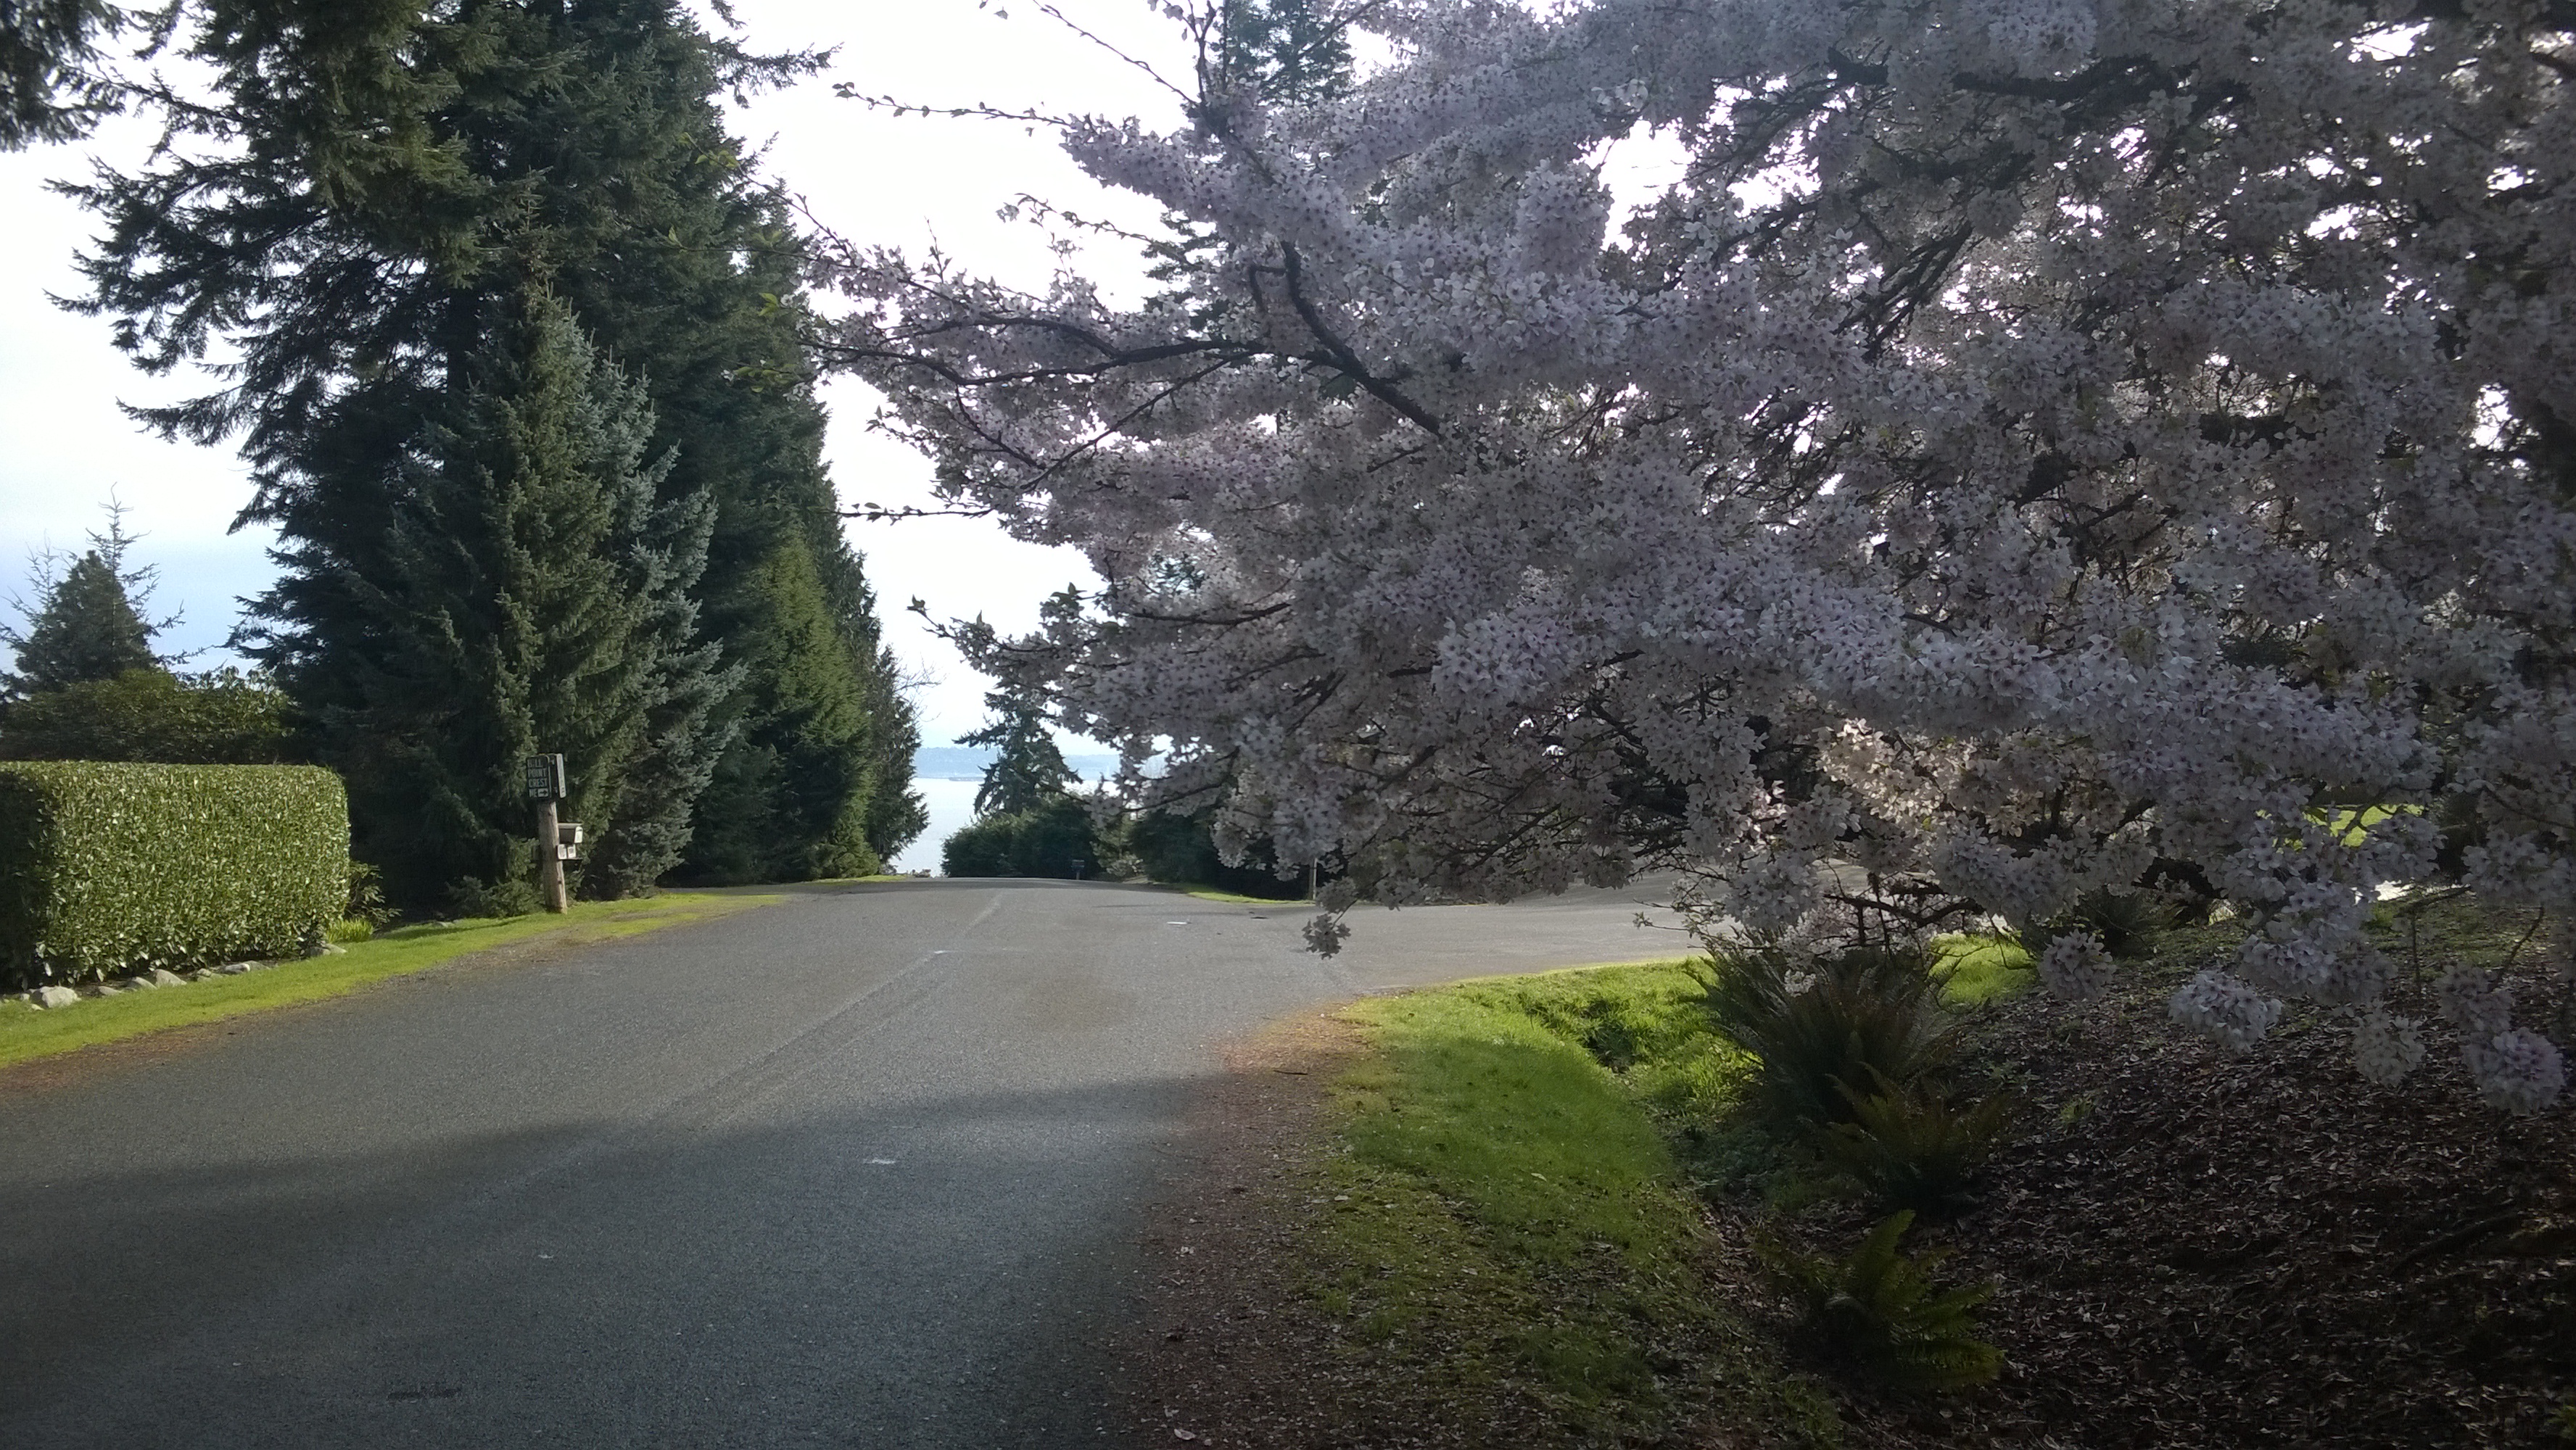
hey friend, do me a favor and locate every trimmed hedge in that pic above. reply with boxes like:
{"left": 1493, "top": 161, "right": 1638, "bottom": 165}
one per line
{"left": 0, "top": 762, "right": 348, "bottom": 990}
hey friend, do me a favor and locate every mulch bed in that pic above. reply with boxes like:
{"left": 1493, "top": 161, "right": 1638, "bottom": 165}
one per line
{"left": 1794, "top": 948, "right": 2576, "bottom": 1449}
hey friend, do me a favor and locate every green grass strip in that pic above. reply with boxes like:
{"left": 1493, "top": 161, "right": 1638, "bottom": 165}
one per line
{"left": 0, "top": 892, "right": 783, "bottom": 1070}
{"left": 1928, "top": 933, "right": 2036, "bottom": 1008}
{"left": 1318, "top": 961, "right": 1838, "bottom": 1445}
{"left": 1181, "top": 885, "right": 1307, "bottom": 906}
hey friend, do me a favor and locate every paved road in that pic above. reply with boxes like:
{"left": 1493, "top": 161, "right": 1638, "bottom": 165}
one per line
{"left": 0, "top": 879, "right": 1680, "bottom": 1449}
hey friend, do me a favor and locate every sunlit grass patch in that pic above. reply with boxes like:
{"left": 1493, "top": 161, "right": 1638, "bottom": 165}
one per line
{"left": 1310, "top": 961, "right": 1838, "bottom": 1443}
{"left": 1181, "top": 884, "right": 1306, "bottom": 906}
{"left": 0, "top": 892, "right": 783, "bottom": 1070}
{"left": 1929, "top": 934, "right": 2035, "bottom": 1008}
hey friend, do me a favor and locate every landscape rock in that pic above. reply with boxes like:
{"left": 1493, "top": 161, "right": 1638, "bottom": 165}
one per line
{"left": 87, "top": 982, "right": 122, "bottom": 996}
{"left": 34, "top": 985, "right": 78, "bottom": 1009}
{"left": 144, "top": 969, "right": 188, "bottom": 987}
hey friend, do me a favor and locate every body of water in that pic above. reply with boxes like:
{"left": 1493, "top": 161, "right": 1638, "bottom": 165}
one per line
{"left": 891, "top": 776, "right": 983, "bottom": 875}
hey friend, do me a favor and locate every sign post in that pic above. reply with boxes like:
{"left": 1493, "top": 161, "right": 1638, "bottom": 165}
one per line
{"left": 524, "top": 754, "right": 569, "bottom": 914}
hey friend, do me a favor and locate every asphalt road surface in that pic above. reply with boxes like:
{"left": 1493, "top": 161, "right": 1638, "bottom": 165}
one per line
{"left": 0, "top": 878, "right": 1681, "bottom": 1449}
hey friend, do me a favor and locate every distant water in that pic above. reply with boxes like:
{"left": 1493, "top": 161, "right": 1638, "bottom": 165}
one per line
{"left": 891, "top": 777, "right": 983, "bottom": 875}
{"left": 891, "top": 747, "right": 1128, "bottom": 875}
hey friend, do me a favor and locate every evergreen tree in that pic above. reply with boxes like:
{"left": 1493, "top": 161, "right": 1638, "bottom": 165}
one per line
{"left": 960, "top": 680, "right": 1075, "bottom": 818}
{"left": 4, "top": 514, "right": 162, "bottom": 696}
{"left": 1215, "top": 0, "right": 1352, "bottom": 104}
{"left": 65, "top": 0, "right": 912, "bottom": 890}
{"left": 682, "top": 536, "right": 878, "bottom": 882}
{"left": 333, "top": 278, "right": 714, "bottom": 911}
{"left": 0, "top": 0, "right": 123, "bottom": 149}
{"left": 856, "top": 637, "right": 928, "bottom": 863}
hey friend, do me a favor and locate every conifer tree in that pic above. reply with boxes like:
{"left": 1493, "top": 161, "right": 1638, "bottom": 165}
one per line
{"left": 4, "top": 514, "right": 162, "bottom": 696}
{"left": 65, "top": 0, "right": 913, "bottom": 893}
{"left": 336, "top": 278, "right": 714, "bottom": 911}
{"left": 961, "top": 681, "right": 1075, "bottom": 819}
{"left": 0, "top": 0, "right": 123, "bottom": 149}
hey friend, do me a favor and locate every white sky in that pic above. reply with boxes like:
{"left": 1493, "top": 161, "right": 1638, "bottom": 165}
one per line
{"left": 0, "top": 0, "right": 1193, "bottom": 744}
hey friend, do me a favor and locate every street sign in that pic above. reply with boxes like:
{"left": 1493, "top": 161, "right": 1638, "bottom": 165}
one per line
{"left": 524, "top": 754, "right": 566, "bottom": 801}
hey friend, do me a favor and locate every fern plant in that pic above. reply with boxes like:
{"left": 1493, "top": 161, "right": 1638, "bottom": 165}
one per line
{"left": 1819, "top": 1072, "right": 2020, "bottom": 1217}
{"left": 2020, "top": 888, "right": 2166, "bottom": 961}
{"left": 1765, "top": 1210, "right": 2004, "bottom": 1392}
{"left": 1704, "top": 942, "right": 1954, "bottom": 1131}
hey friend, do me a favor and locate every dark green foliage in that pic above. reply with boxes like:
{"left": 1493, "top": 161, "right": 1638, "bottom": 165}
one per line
{"left": 1704, "top": 943, "right": 1955, "bottom": 1132}
{"left": 0, "top": 0, "right": 120, "bottom": 149}
{"left": 1764, "top": 1210, "right": 2003, "bottom": 1392}
{"left": 1215, "top": 0, "right": 1353, "bottom": 103}
{"left": 1123, "top": 804, "right": 1307, "bottom": 899}
{"left": 2020, "top": 888, "right": 2166, "bottom": 961}
{"left": 959, "top": 679, "right": 1073, "bottom": 817}
{"left": 5, "top": 532, "right": 159, "bottom": 695}
{"left": 329, "top": 280, "right": 717, "bottom": 911}
{"left": 0, "top": 761, "right": 347, "bottom": 988}
{"left": 853, "top": 638, "right": 926, "bottom": 866}
{"left": 941, "top": 796, "right": 1101, "bottom": 879}
{"left": 0, "top": 667, "right": 293, "bottom": 763}
{"left": 69, "top": 0, "right": 899, "bottom": 892}
{"left": 1820, "top": 1072, "right": 2020, "bottom": 1217}
{"left": 680, "top": 538, "right": 878, "bottom": 883}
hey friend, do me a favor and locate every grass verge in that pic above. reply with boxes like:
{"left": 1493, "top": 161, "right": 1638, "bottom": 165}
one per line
{"left": 1181, "top": 884, "right": 1309, "bottom": 906}
{"left": 0, "top": 891, "right": 783, "bottom": 1071}
{"left": 1310, "top": 961, "right": 1840, "bottom": 1445}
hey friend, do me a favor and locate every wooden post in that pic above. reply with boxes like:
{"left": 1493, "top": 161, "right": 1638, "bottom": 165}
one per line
{"left": 526, "top": 753, "right": 569, "bottom": 915}
{"left": 535, "top": 794, "right": 568, "bottom": 914}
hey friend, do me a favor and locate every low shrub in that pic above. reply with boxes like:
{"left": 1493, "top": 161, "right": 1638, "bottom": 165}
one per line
{"left": 1764, "top": 1209, "right": 2003, "bottom": 1392}
{"left": 1704, "top": 942, "right": 1954, "bottom": 1131}
{"left": 1819, "top": 1072, "right": 2020, "bottom": 1217}
{"left": 941, "top": 795, "right": 1102, "bottom": 878}
{"left": 2019, "top": 887, "right": 2166, "bottom": 961}
{"left": 1119, "top": 804, "right": 1308, "bottom": 898}
{"left": 0, "top": 761, "right": 347, "bottom": 988}
{"left": 0, "top": 667, "right": 294, "bottom": 765}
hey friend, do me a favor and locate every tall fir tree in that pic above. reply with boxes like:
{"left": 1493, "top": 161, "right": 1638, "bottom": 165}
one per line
{"left": 65, "top": 0, "right": 915, "bottom": 897}
{"left": 960, "top": 680, "right": 1074, "bottom": 819}
{"left": 333, "top": 277, "right": 717, "bottom": 911}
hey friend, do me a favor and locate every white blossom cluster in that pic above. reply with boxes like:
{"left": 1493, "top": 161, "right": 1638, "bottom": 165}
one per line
{"left": 2038, "top": 932, "right": 2114, "bottom": 1003}
{"left": 814, "top": 0, "right": 2576, "bottom": 1109}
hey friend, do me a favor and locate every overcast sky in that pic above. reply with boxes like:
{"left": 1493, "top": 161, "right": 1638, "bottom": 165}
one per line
{"left": 0, "top": 0, "right": 1194, "bottom": 745}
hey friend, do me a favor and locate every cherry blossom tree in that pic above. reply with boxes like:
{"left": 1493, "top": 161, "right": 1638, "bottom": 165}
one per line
{"left": 814, "top": 0, "right": 2576, "bottom": 1109}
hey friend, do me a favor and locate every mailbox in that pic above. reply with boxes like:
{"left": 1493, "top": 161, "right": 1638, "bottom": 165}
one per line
{"left": 556, "top": 821, "right": 584, "bottom": 861}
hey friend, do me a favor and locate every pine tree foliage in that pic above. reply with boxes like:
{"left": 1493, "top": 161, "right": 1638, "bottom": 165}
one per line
{"left": 333, "top": 278, "right": 714, "bottom": 911}
{"left": 65, "top": 0, "right": 912, "bottom": 892}
{"left": 4, "top": 516, "right": 164, "bottom": 697}
{"left": 0, "top": 0, "right": 123, "bottom": 149}
{"left": 1212, "top": 0, "right": 1352, "bottom": 104}
{"left": 961, "top": 679, "right": 1075, "bottom": 819}
{"left": 855, "top": 635, "right": 928, "bottom": 863}
{"left": 682, "top": 536, "right": 879, "bottom": 883}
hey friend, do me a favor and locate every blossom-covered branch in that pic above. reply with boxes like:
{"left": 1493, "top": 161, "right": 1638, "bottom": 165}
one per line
{"left": 813, "top": 0, "right": 2576, "bottom": 1109}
